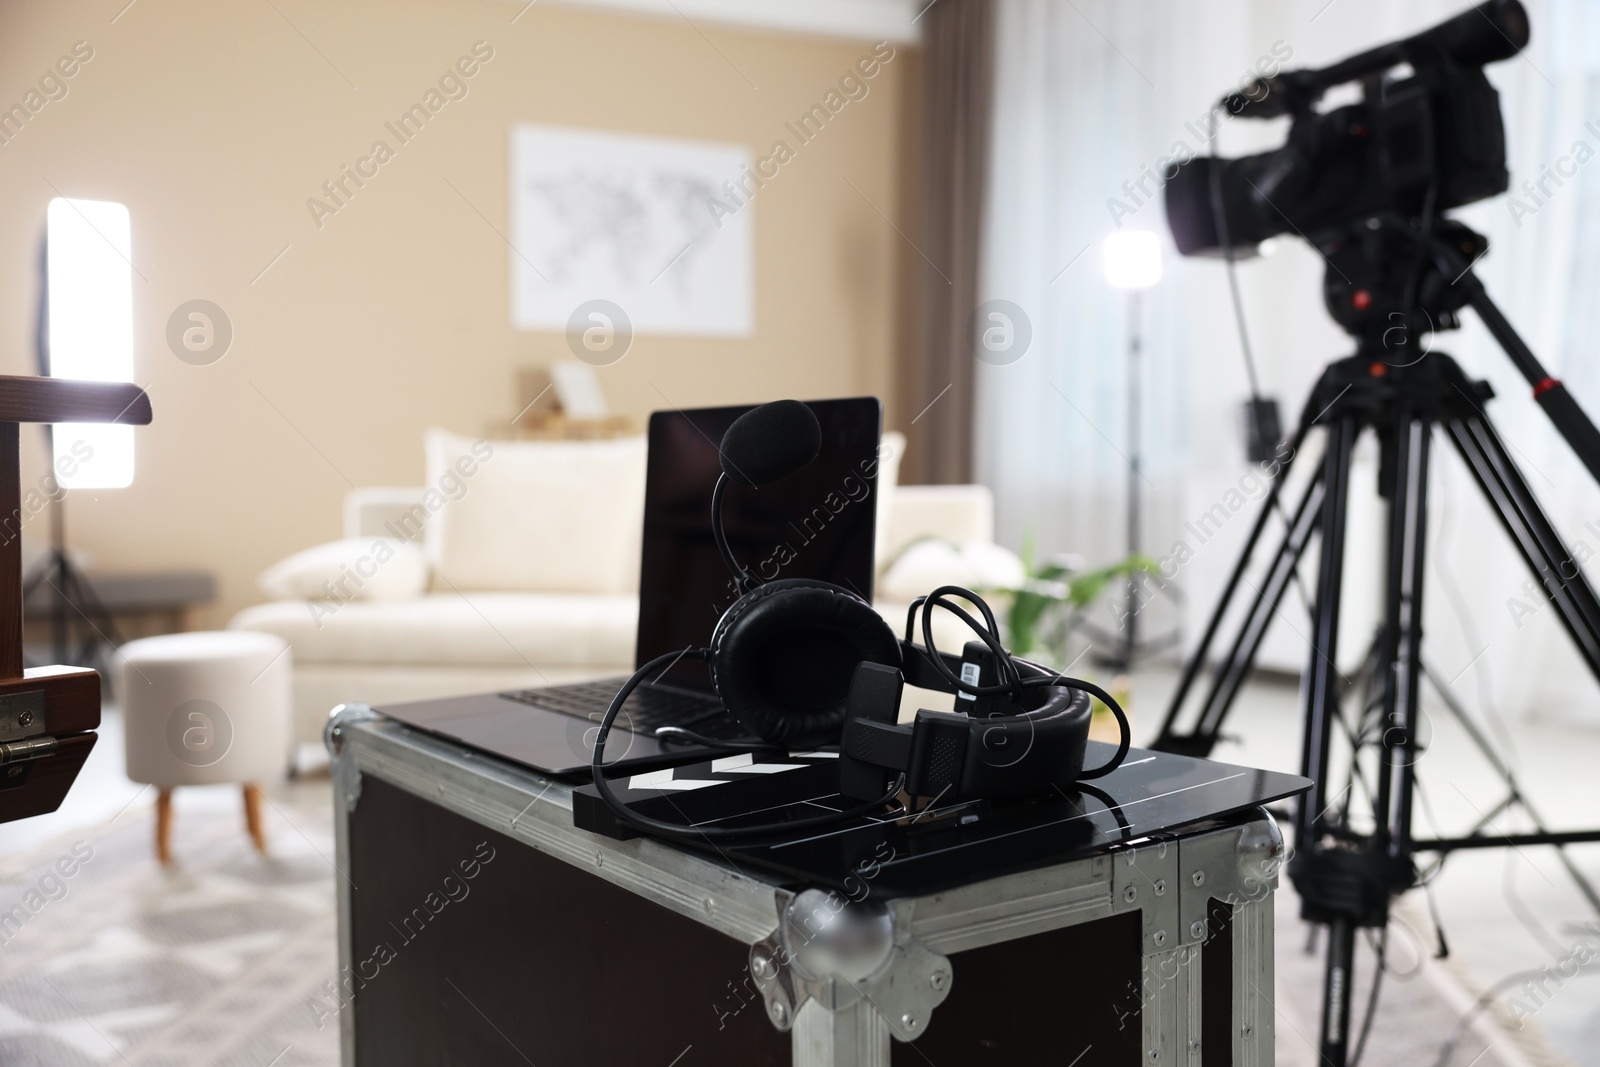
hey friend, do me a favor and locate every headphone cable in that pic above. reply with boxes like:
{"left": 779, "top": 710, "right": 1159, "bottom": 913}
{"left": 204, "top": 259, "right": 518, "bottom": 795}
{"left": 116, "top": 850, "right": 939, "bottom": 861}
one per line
{"left": 911, "top": 586, "right": 1132, "bottom": 778}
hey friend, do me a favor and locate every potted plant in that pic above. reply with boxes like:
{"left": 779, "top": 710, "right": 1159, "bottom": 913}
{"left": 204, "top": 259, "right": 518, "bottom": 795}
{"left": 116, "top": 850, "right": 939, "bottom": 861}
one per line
{"left": 996, "top": 542, "right": 1164, "bottom": 740}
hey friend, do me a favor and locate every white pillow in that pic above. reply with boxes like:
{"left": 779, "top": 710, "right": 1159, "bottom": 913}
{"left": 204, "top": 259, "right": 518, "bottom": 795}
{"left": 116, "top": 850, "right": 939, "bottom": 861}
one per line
{"left": 258, "top": 538, "right": 429, "bottom": 602}
{"left": 878, "top": 539, "right": 1026, "bottom": 604}
{"left": 425, "top": 430, "right": 647, "bottom": 595}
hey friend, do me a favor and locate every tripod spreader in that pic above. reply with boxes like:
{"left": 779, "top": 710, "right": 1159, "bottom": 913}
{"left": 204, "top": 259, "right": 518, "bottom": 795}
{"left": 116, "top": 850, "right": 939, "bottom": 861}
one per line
{"left": 1289, "top": 847, "right": 1417, "bottom": 929}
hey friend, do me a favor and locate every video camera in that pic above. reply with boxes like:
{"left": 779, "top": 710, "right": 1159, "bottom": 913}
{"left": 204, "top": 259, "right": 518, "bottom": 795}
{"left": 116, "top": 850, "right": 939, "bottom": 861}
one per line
{"left": 1165, "top": 1, "right": 1529, "bottom": 348}
{"left": 1167, "top": 0, "right": 1527, "bottom": 258}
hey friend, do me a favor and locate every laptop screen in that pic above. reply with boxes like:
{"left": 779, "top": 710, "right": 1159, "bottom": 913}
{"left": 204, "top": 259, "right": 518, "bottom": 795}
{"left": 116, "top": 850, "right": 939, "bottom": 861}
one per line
{"left": 635, "top": 397, "right": 882, "bottom": 691}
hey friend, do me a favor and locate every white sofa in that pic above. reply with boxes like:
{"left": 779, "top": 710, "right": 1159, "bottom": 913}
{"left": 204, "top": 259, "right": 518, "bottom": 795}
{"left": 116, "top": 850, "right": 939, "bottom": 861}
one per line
{"left": 231, "top": 430, "right": 1008, "bottom": 744}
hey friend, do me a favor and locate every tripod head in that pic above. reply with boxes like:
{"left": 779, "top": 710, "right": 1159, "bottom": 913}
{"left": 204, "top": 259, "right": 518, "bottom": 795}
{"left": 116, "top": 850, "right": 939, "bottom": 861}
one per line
{"left": 1318, "top": 216, "right": 1487, "bottom": 360}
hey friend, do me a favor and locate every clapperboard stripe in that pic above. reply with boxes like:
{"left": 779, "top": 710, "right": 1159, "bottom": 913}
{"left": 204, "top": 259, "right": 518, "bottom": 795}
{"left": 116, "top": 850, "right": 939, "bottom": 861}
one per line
{"left": 625, "top": 755, "right": 812, "bottom": 791}
{"left": 573, "top": 751, "right": 841, "bottom": 839}
{"left": 625, "top": 754, "right": 813, "bottom": 791}
{"left": 621, "top": 752, "right": 824, "bottom": 793}
{"left": 710, "top": 753, "right": 805, "bottom": 775}
{"left": 626, "top": 768, "right": 726, "bottom": 792}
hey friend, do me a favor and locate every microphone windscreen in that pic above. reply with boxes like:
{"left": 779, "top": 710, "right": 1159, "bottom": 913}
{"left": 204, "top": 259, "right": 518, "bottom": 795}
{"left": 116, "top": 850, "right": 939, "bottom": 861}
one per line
{"left": 720, "top": 400, "right": 822, "bottom": 487}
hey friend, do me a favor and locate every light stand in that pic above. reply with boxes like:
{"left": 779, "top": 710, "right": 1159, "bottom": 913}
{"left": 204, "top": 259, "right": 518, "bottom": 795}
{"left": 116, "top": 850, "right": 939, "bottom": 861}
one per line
{"left": 25, "top": 198, "right": 138, "bottom": 675}
{"left": 1094, "top": 232, "right": 1177, "bottom": 669}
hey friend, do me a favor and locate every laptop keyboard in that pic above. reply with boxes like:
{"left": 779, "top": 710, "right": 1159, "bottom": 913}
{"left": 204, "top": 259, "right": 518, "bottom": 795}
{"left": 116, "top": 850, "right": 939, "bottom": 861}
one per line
{"left": 501, "top": 679, "right": 754, "bottom": 741}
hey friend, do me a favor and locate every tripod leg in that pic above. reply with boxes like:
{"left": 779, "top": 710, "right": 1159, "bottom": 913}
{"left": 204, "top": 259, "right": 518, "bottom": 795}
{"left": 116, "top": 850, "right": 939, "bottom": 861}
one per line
{"left": 1319, "top": 919, "right": 1358, "bottom": 1066}
{"left": 51, "top": 560, "right": 70, "bottom": 667}
{"left": 1446, "top": 414, "right": 1600, "bottom": 679}
{"left": 1153, "top": 422, "right": 1316, "bottom": 753}
{"left": 1291, "top": 417, "right": 1367, "bottom": 1067}
{"left": 21, "top": 557, "right": 52, "bottom": 598}
{"left": 1306, "top": 414, "right": 1434, "bottom": 1067}
{"left": 1420, "top": 660, "right": 1600, "bottom": 916}
{"left": 1296, "top": 415, "right": 1358, "bottom": 852}
{"left": 1450, "top": 265, "right": 1600, "bottom": 487}
{"left": 38, "top": 559, "right": 125, "bottom": 674}
{"left": 61, "top": 564, "right": 124, "bottom": 648}
{"left": 1189, "top": 467, "right": 1324, "bottom": 744}
{"left": 1374, "top": 416, "right": 1431, "bottom": 856}
{"left": 48, "top": 491, "right": 70, "bottom": 666}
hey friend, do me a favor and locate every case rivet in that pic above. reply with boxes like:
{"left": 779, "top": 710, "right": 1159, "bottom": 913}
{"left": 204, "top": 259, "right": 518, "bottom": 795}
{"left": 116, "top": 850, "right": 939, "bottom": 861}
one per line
{"left": 752, "top": 954, "right": 775, "bottom": 980}
{"left": 17, "top": 711, "right": 32, "bottom": 727}
{"left": 930, "top": 971, "right": 948, "bottom": 992}
{"left": 1123, "top": 885, "right": 1137, "bottom": 903}
{"left": 771, "top": 1001, "right": 788, "bottom": 1026}
{"left": 1153, "top": 930, "right": 1167, "bottom": 946}
{"left": 1190, "top": 920, "right": 1206, "bottom": 939}
{"left": 1192, "top": 871, "right": 1205, "bottom": 886}
{"left": 901, "top": 1014, "right": 917, "bottom": 1030}
{"left": 1154, "top": 879, "right": 1167, "bottom": 896}
{"left": 1242, "top": 1024, "right": 1253, "bottom": 1038}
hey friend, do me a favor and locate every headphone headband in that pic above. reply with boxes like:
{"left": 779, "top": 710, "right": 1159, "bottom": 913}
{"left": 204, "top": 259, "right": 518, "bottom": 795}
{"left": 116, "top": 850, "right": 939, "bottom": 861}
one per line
{"left": 838, "top": 645, "right": 1093, "bottom": 803}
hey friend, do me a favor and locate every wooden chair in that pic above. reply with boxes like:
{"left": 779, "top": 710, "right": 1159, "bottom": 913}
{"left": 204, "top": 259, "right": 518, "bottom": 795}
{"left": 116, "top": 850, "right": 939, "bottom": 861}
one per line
{"left": 0, "top": 376, "right": 151, "bottom": 824}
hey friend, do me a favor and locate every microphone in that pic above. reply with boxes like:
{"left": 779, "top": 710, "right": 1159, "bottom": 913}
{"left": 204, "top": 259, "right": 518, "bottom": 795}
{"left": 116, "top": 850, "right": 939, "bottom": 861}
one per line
{"left": 713, "top": 400, "right": 823, "bottom": 593}
{"left": 719, "top": 399, "right": 822, "bottom": 487}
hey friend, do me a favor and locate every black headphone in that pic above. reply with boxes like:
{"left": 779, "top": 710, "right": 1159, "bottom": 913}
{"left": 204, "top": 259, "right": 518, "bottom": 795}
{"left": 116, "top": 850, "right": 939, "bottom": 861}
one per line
{"left": 589, "top": 400, "right": 1131, "bottom": 841}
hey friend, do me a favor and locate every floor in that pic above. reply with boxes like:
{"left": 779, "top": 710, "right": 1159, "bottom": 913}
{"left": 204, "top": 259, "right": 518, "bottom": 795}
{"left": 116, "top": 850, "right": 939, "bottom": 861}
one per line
{"left": 2, "top": 673, "right": 1596, "bottom": 1066}
{"left": 0, "top": 768, "right": 338, "bottom": 1066}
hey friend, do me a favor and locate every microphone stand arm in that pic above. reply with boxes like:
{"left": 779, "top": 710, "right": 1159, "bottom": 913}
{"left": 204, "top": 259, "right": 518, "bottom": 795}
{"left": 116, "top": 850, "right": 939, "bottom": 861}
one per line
{"left": 711, "top": 473, "right": 759, "bottom": 595}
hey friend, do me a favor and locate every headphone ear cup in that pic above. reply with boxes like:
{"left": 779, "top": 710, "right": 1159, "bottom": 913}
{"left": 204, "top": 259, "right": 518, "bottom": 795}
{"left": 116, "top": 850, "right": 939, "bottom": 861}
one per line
{"left": 712, "top": 579, "right": 902, "bottom": 748}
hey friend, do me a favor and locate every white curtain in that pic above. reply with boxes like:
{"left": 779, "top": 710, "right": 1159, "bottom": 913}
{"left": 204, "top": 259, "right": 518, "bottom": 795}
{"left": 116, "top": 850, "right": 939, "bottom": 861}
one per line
{"left": 977, "top": 0, "right": 1600, "bottom": 721}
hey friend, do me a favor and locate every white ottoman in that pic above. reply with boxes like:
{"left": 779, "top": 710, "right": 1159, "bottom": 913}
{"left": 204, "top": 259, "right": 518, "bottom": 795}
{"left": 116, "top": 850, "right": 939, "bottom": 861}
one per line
{"left": 120, "top": 631, "right": 292, "bottom": 864}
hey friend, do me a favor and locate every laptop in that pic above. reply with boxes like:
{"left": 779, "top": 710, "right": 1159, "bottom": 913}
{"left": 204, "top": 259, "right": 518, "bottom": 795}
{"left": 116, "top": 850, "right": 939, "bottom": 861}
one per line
{"left": 375, "top": 397, "right": 882, "bottom": 777}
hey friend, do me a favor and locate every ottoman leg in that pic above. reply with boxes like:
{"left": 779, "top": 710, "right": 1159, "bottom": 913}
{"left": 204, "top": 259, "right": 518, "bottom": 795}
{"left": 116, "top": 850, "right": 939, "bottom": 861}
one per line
{"left": 243, "top": 783, "right": 267, "bottom": 855}
{"left": 156, "top": 788, "right": 173, "bottom": 865}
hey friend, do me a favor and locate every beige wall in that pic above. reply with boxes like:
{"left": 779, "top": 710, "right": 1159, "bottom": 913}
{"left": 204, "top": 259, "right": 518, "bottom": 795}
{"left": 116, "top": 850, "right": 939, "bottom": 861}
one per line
{"left": 0, "top": 0, "right": 919, "bottom": 627}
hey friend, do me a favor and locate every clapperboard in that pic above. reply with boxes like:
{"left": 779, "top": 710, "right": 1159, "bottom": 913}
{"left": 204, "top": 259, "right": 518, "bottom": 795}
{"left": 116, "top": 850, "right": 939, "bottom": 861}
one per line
{"left": 572, "top": 751, "right": 847, "bottom": 840}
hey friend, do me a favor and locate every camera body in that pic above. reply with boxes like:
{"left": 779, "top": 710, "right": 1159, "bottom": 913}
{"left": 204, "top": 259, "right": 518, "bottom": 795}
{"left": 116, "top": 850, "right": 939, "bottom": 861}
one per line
{"left": 1165, "top": 60, "right": 1510, "bottom": 259}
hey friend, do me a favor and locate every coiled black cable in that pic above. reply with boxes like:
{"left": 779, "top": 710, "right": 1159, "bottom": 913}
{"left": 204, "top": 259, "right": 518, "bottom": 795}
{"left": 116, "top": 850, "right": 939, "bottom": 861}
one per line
{"left": 907, "top": 586, "right": 1131, "bottom": 779}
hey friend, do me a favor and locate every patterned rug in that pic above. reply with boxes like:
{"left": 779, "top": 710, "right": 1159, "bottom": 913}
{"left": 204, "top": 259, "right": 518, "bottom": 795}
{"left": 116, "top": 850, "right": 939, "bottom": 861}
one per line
{"left": 0, "top": 782, "right": 340, "bottom": 1067}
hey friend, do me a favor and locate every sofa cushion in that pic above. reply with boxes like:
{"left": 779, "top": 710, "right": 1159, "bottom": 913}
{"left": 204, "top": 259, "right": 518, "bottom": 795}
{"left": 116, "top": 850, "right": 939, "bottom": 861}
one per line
{"left": 424, "top": 430, "right": 647, "bottom": 595}
{"left": 879, "top": 538, "right": 1025, "bottom": 603}
{"left": 875, "top": 431, "right": 905, "bottom": 569}
{"left": 230, "top": 592, "right": 637, "bottom": 669}
{"left": 258, "top": 537, "right": 429, "bottom": 602}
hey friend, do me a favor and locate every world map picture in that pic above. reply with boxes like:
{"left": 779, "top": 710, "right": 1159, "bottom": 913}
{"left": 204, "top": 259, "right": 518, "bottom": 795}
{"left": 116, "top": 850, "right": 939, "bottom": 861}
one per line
{"left": 510, "top": 125, "right": 753, "bottom": 336}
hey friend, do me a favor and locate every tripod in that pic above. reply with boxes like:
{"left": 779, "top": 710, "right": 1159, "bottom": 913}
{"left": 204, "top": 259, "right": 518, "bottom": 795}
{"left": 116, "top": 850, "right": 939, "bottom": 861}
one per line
{"left": 1153, "top": 225, "right": 1600, "bottom": 1066}
{"left": 21, "top": 457, "right": 123, "bottom": 675}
